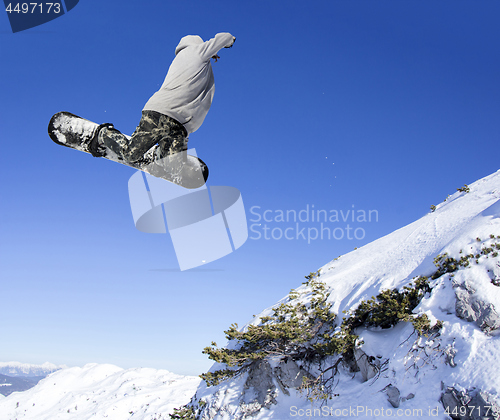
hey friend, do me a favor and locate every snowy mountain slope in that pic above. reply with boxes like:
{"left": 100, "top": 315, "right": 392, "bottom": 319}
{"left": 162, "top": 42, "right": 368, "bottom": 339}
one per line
{"left": 0, "top": 362, "right": 65, "bottom": 378}
{"left": 314, "top": 173, "right": 500, "bottom": 318}
{"left": 0, "top": 363, "right": 201, "bottom": 420}
{"left": 182, "top": 169, "right": 500, "bottom": 419}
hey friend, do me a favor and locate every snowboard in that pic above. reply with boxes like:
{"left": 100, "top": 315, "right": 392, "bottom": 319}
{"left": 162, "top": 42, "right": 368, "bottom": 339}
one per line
{"left": 48, "top": 111, "right": 208, "bottom": 189}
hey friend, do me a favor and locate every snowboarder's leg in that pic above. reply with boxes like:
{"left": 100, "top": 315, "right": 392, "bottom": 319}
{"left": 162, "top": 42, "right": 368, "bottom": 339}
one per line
{"left": 97, "top": 110, "right": 188, "bottom": 164}
{"left": 153, "top": 112, "right": 188, "bottom": 160}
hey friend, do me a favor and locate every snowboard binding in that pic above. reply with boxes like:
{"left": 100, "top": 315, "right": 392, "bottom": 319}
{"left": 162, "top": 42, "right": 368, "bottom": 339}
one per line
{"left": 88, "top": 123, "right": 115, "bottom": 157}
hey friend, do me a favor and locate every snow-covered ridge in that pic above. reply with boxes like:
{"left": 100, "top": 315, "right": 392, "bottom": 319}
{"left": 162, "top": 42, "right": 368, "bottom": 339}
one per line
{"left": 0, "top": 361, "right": 65, "bottom": 378}
{"left": 186, "top": 169, "right": 500, "bottom": 419}
{"left": 0, "top": 363, "right": 201, "bottom": 420}
{"left": 315, "top": 170, "right": 500, "bottom": 317}
{"left": 249, "top": 170, "right": 500, "bottom": 325}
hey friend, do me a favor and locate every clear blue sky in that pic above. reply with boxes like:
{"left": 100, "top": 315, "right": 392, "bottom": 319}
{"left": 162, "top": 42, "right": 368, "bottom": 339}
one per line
{"left": 1, "top": 0, "right": 499, "bottom": 376}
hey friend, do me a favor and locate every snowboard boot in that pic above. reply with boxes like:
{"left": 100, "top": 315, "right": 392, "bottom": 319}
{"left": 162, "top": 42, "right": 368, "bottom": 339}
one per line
{"left": 88, "top": 123, "right": 115, "bottom": 157}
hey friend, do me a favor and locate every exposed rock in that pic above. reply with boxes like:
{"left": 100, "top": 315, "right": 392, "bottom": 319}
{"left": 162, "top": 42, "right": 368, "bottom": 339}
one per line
{"left": 444, "top": 343, "right": 458, "bottom": 367}
{"left": 469, "top": 391, "right": 500, "bottom": 420}
{"left": 441, "top": 387, "right": 463, "bottom": 419}
{"left": 240, "top": 360, "right": 277, "bottom": 417}
{"left": 274, "top": 358, "right": 314, "bottom": 393}
{"left": 386, "top": 385, "right": 401, "bottom": 408}
{"left": 441, "top": 386, "right": 500, "bottom": 420}
{"left": 401, "top": 392, "right": 415, "bottom": 402}
{"left": 454, "top": 281, "right": 500, "bottom": 332}
{"left": 199, "top": 389, "right": 224, "bottom": 420}
{"left": 353, "top": 348, "right": 380, "bottom": 382}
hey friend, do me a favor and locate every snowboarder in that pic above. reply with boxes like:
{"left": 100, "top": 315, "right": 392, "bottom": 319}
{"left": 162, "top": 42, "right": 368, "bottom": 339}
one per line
{"left": 49, "top": 32, "right": 236, "bottom": 188}
{"left": 90, "top": 32, "right": 236, "bottom": 162}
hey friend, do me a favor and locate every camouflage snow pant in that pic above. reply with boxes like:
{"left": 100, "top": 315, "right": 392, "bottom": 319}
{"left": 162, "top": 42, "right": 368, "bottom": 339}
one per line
{"left": 99, "top": 110, "right": 188, "bottom": 165}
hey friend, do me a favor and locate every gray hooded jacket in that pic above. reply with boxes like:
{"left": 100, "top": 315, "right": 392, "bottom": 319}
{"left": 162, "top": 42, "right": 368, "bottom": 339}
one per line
{"left": 143, "top": 33, "right": 235, "bottom": 135}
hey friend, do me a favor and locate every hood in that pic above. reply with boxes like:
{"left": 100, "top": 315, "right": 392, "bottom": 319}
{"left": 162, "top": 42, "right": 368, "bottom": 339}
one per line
{"left": 175, "top": 35, "right": 203, "bottom": 55}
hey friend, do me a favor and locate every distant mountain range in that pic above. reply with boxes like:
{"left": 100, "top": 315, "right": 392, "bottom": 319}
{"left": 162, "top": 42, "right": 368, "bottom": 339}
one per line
{"left": 0, "top": 362, "right": 66, "bottom": 397}
{"left": 0, "top": 362, "right": 65, "bottom": 378}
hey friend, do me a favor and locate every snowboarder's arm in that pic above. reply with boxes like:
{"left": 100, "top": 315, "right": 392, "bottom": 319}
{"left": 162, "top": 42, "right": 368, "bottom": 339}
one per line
{"left": 199, "top": 33, "right": 235, "bottom": 61}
